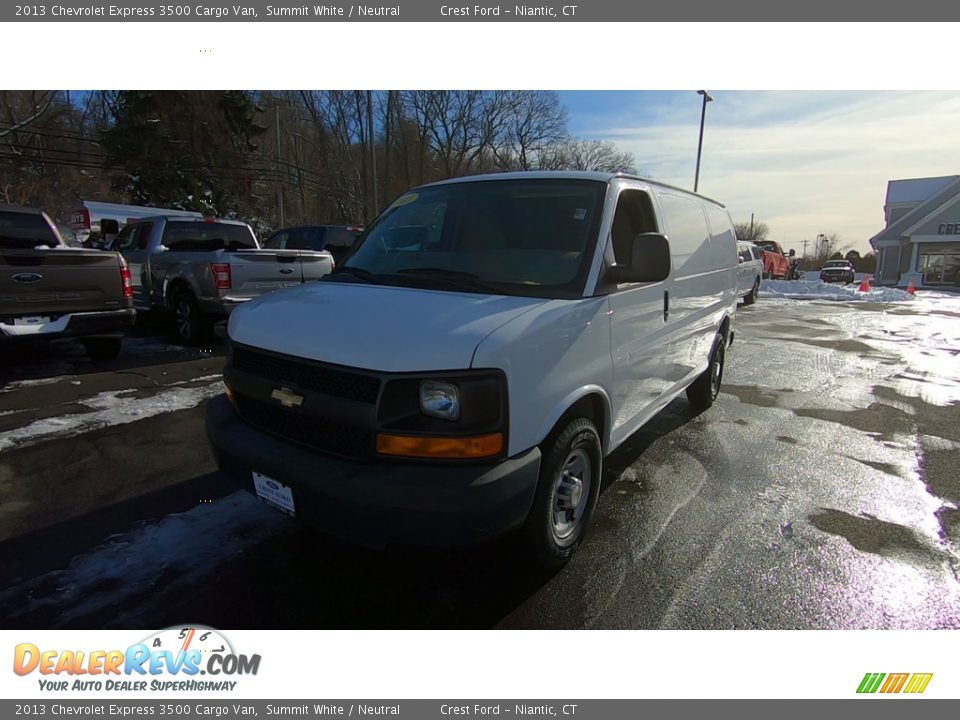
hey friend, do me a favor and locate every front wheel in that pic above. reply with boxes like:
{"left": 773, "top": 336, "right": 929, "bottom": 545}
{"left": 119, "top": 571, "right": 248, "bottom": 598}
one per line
{"left": 686, "top": 333, "right": 726, "bottom": 411}
{"left": 523, "top": 418, "right": 602, "bottom": 571}
{"left": 743, "top": 278, "right": 759, "bottom": 305}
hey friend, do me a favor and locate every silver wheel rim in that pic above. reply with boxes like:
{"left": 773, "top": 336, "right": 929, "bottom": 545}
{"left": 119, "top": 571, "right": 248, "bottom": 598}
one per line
{"left": 711, "top": 345, "right": 724, "bottom": 397}
{"left": 176, "top": 300, "right": 191, "bottom": 340}
{"left": 552, "top": 447, "right": 591, "bottom": 545}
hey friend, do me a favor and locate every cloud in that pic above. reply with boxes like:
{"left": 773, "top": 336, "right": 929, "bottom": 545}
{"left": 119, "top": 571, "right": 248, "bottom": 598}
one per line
{"left": 576, "top": 91, "right": 960, "bottom": 254}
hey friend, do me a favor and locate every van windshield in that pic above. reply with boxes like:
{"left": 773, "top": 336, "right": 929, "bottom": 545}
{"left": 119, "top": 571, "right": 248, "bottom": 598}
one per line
{"left": 335, "top": 179, "right": 606, "bottom": 298}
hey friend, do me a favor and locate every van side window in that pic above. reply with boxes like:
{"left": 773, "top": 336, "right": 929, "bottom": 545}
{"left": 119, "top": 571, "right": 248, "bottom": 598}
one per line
{"left": 610, "top": 190, "right": 658, "bottom": 266}
{"left": 658, "top": 193, "right": 712, "bottom": 276}
{"left": 751, "top": 247, "right": 763, "bottom": 261}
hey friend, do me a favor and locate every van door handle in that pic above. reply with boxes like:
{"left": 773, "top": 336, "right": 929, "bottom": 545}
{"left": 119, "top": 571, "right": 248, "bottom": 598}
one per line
{"left": 663, "top": 290, "right": 669, "bottom": 322}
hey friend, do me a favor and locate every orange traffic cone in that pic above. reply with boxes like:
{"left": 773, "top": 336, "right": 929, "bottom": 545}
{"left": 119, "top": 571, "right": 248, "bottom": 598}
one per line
{"left": 906, "top": 278, "right": 916, "bottom": 296}
{"left": 857, "top": 275, "right": 871, "bottom": 292}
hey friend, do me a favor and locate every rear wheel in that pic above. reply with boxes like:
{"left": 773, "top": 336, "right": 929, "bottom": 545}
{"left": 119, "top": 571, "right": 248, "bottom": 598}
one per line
{"left": 523, "top": 418, "right": 602, "bottom": 571}
{"left": 173, "top": 290, "right": 211, "bottom": 345}
{"left": 687, "top": 333, "right": 726, "bottom": 411}
{"left": 82, "top": 336, "right": 122, "bottom": 361}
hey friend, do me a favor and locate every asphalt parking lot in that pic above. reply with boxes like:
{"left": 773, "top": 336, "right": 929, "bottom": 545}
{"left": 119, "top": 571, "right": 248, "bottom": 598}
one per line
{"left": 1, "top": 294, "right": 959, "bottom": 629}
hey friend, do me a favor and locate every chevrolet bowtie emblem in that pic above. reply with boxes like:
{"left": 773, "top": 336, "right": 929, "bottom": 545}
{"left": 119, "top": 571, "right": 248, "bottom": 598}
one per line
{"left": 271, "top": 387, "right": 304, "bottom": 408}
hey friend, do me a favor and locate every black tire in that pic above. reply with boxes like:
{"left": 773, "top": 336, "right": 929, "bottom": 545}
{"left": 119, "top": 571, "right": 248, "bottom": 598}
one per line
{"left": 743, "top": 278, "right": 759, "bottom": 306}
{"left": 172, "top": 290, "right": 211, "bottom": 345}
{"left": 686, "top": 333, "right": 726, "bottom": 411}
{"left": 523, "top": 418, "right": 602, "bottom": 571}
{"left": 82, "top": 336, "right": 123, "bottom": 361}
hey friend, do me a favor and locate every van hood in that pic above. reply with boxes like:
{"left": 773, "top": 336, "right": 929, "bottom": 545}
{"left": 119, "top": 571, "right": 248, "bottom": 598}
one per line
{"left": 228, "top": 281, "right": 547, "bottom": 372}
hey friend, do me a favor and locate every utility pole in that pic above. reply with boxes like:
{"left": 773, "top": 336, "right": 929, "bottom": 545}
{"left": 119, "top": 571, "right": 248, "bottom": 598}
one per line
{"left": 749, "top": 212, "right": 754, "bottom": 238}
{"left": 276, "top": 105, "right": 284, "bottom": 227}
{"left": 367, "top": 90, "right": 378, "bottom": 218}
{"left": 801, "top": 239, "right": 809, "bottom": 259}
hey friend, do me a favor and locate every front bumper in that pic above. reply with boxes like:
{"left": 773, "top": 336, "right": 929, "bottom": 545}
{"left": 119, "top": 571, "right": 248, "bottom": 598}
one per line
{"left": 0, "top": 307, "right": 135, "bottom": 343}
{"left": 205, "top": 394, "right": 541, "bottom": 546}
{"left": 820, "top": 274, "right": 854, "bottom": 284}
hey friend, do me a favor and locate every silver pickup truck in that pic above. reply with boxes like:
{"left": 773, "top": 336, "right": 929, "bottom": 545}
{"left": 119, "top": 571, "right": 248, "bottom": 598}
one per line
{"left": 113, "top": 216, "right": 334, "bottom": 343}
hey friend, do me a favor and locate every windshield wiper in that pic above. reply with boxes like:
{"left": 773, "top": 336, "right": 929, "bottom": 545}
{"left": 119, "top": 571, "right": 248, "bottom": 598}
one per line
{"left": 396, "top": 267, "right": 503, "bottom": 293}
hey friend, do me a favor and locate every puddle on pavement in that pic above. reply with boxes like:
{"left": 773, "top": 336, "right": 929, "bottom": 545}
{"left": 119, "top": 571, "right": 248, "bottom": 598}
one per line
{"left": 722, "top": 384, "right": 790, "bottom": 408}
{"left": 808, "top": 508, "right": 950, "bottom": 567}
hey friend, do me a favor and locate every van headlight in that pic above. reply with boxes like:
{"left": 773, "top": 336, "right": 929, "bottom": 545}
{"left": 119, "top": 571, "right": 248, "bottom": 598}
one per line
{"left": 420, "top": 381, "right": 460, "bottom": 421}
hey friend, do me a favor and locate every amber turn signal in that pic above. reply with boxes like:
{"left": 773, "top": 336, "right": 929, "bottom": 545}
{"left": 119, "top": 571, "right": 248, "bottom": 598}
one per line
{"left": 376, "top": 432, "right": 503, "bottom": 459}
{"left": 224, "top": 383, "right": 235, "bottom": 407}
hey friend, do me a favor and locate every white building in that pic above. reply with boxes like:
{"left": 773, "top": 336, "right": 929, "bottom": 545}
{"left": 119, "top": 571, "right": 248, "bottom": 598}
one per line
{"left": 869, "top": 175, "right": 960, "bottom": 289}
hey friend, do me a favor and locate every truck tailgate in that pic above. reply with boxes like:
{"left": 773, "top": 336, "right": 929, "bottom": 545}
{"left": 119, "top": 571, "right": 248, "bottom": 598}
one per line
{"left": 0, "top": 249, "right": 125, "bottom": 320}
{"left": 226, "top": 250, "right": 333, "bottom": 299}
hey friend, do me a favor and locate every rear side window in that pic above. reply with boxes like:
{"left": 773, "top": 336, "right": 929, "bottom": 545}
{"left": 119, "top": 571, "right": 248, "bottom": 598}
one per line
{"left": 704, "top": 205, "right": 737, "bottom": 268}
{"left": 657, "top": 193, "right": 713, "bottom": 276}
{"left": 0, "top": 211, "right": 59, "bottom": 249}
{"left": 162, "top": 222, "right": 258, "bottom": 251}
{"left": 751, "top": 247, "right": 763, "bottom": 261}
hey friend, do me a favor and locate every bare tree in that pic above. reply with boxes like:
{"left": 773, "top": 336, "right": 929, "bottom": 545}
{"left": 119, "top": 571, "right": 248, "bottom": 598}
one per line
{"left": 538, "top": 138, "right": 636, "bottom": 173}
{"left": 734, "top": 221, "right": 769, "bottom": 244}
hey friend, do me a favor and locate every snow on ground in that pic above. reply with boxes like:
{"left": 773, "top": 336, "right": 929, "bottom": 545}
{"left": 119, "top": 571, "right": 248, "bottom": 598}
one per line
{"left": 0, "top": 491, "right": 288, "bottom": 626}
{"left": 0, "top": 379, "right": 224, "bottom": 453}
{"left": 760, "top": 280, "right": 916, "bottom": 302}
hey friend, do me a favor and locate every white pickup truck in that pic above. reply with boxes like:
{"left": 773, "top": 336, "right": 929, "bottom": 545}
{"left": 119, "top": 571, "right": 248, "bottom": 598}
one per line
{"left": 112, "top": 216, "right": 334, "bottom": 343}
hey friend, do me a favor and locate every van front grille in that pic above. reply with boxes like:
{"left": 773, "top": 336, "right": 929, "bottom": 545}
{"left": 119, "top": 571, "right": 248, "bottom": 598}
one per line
{"left": 232, "top": 346, "right": 380, "bottom": 404}
{"left": 234, "top": 393, "right": 372, "bottom": 460}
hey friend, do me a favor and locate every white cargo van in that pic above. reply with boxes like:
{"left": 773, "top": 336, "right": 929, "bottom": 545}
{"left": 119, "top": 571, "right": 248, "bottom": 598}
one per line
{"left": 69, "top": 200, "right": 201, "bottom": 248}
{"left": 206, "top": 172, "right": 738, "bottom": 567}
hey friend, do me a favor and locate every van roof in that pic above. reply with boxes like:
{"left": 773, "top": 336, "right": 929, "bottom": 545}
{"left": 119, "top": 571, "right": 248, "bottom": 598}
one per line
{"left": 415, "top": 171, "right": 726, "bottom": 208}
{"left": 133, "top": 215, "right": 250, "bottom": 226}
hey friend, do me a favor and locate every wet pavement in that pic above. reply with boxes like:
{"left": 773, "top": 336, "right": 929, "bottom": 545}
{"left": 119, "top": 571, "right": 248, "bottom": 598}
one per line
{"left": 1, "top": 295, "right": 958, "bottom": 629}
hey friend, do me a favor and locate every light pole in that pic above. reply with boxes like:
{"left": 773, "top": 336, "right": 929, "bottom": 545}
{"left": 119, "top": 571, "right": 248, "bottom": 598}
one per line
{"left": 694, "top": 90, "right": 713, "bottom": 192}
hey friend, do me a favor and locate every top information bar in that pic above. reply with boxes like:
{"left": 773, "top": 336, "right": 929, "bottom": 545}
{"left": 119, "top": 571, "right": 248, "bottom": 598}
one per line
{"left": 5, "top": 0, "right": 959, "bottom": 21}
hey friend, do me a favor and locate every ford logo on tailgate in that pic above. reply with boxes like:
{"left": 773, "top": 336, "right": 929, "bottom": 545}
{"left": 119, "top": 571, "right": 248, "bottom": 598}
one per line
{"left": 12, "top": 273, "right": 43, "bottom": 283}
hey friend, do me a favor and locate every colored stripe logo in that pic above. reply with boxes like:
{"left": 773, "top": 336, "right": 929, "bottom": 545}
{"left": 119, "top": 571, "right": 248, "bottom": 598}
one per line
{"left": 857, "top": 673, "right": 933, "bottom": 694}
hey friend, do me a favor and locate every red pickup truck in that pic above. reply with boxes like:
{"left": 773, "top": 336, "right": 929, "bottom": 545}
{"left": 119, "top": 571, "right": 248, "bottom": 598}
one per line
{"left": 755, "top": 240, "right": 794, "bottom": 279}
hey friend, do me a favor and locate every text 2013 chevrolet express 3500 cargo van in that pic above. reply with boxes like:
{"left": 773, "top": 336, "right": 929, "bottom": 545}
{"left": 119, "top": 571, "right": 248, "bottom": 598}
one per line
{"left": 206, "top": 172, "right": 738, "bottom": 568}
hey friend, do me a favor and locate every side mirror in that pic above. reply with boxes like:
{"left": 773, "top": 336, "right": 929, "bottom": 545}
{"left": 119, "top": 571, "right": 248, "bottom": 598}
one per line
{"left": 608, "top": 233, "right": 671, "bottom": 284}
{"left": 788, "top": 249, "right": 796, "bottom": 257}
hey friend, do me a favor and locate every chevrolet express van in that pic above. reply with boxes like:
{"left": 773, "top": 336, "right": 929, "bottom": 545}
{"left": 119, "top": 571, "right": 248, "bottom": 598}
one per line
{"left": 206, "top": 172, "right": 738, "bottom": 568}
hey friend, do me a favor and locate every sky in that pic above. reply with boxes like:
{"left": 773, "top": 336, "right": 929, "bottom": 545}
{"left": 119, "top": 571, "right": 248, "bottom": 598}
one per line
{"left": 557, "top": 91, "right": 960, "bottom": 256}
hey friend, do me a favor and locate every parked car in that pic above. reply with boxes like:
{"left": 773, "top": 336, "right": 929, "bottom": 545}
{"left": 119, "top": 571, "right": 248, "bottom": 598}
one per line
{"left": 737, "top": 241, "right": 764, "bottom": 305}
{"left": 754, "top": 240, "right": 794, "bottom": 279}
{"left": 206, "top": 171, "right": 739, "bottom": 568}
{"left": 262, "top": 224, "right": 364, "bottom": 266}
{"left": 111, "top": 216, "right": 334, "bottom": 344}
{"left": 0, "top": 205, "right": 134, "bottom": 359}
{"left": 819, "top": 259, "right": 856, "bottom": 284}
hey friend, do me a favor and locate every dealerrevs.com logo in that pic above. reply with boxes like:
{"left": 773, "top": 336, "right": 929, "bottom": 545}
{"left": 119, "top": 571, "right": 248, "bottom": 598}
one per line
{"left": 13, "top": 626, "right": 261, "bottom": 693}
{"left": 857, "top": 673, "right": 933, "bottom": 695}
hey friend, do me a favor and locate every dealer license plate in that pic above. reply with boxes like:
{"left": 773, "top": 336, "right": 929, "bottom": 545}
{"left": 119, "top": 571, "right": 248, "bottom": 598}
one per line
{"left": 252, "top": 472, "right": 296, "bottom": 516}
{"left": 13, "top": 316, "right": 50, "bottom": 326}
